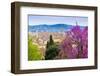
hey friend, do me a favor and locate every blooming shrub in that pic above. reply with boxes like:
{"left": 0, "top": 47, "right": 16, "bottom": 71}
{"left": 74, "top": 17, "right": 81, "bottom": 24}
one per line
{"left": 60, "top": 26, "right": 88, "bottom": 59}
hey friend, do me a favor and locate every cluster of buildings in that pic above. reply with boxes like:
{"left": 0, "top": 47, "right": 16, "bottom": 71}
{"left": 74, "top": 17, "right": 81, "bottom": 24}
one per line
{"left": 28, "top": 31, "right": 66, "bottom": 56}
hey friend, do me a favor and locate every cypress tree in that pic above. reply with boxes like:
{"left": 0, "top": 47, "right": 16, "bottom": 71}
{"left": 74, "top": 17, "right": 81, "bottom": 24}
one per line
{"left": 45, "top": 35, "right": 59, "bottom": 60}
{"left": 49, "top": 35, "right": 54, "bottom": 45}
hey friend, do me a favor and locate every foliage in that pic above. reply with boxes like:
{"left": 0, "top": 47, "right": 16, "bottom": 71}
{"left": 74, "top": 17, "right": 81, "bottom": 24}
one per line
{"left": 45, "top": 44, "right": 60, "bottom": 60}
{"left": 60, "top": 26, "right": 88, "bottom": 59}
{"left": 49, "top": 35, "right": 54, "bottom": 45}
{"left": 45, "top": 35, "right": 59, "bottom": 60}
{"left": 46, "top": 35, "right": 54, "bottom": 49}
{"left": 28, "top": 38, "right": 43, "bottom": 60}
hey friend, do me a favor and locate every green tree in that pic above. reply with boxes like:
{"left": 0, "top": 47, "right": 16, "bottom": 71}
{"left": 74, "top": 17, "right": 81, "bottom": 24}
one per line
{"left": 46, "top": 41, "right": 49, "bottom": 49}
{"left": 46, "top": 35, "right": 54, "bottom": 49}
{"left": 28, "top": 38, "right": 43, "bottom": 60}
{"left": 45, "top": 35, "right": 60, "bottom": 60}
{"left": 45, "top": 44, "right": 60, "bottom": 60}
{"left": 49, "top": 35, "right": 54, "bottom": 45}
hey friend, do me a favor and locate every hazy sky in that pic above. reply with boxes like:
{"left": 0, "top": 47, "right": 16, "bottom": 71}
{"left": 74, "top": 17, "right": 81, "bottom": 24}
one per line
{"left": 28, "top": 15, "right": 88, "bottom": 26}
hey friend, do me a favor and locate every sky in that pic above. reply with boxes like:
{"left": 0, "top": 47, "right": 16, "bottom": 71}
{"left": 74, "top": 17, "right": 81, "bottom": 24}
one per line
{"left": 28, "top": 15, "right": 88, "bottom": 26}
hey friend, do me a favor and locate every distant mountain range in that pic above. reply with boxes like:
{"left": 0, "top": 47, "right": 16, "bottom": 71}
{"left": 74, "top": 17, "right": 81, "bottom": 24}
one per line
{"left": 28, "top": 24, "right": 85, "bottom": 32}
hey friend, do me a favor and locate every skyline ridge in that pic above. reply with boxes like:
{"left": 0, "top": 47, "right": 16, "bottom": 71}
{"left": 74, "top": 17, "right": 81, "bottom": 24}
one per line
{"left": 28, "top": 23, "right": 87, "bottom": 32}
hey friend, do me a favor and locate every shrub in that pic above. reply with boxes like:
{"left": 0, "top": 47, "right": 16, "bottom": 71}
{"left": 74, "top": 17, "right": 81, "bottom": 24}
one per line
{"left": 60, "top": 26, "right": 88, "bottom": 59}
{"left": 28, "top": 38, "right": 43, "bottom": 60}
{"left": 45, "top": 44, "right": 60, "bottom": 60}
